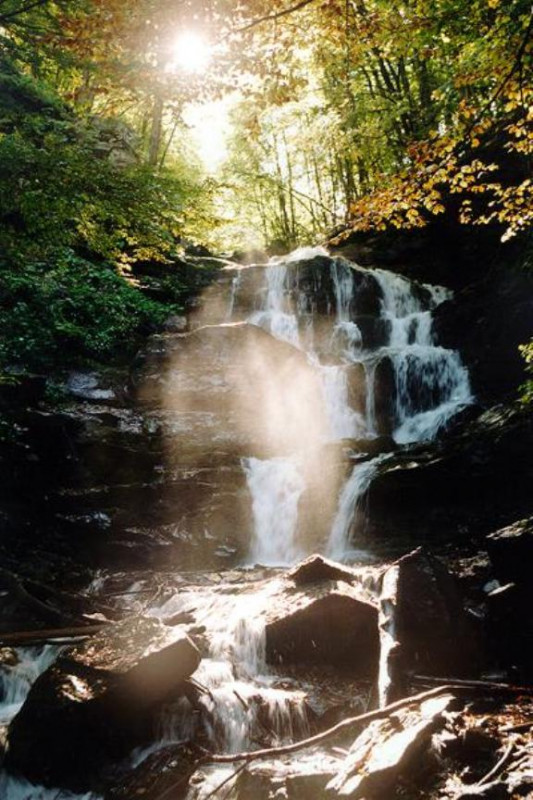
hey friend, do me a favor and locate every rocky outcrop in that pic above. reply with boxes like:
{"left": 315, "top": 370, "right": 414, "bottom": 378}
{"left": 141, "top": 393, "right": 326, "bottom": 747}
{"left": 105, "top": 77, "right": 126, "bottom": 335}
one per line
{"left": 327, "top": 693, "right": 454, "bottom": 798}
{"left": 377, "top": 550, "right": 482, "bottom": 705}
{"left": 433, "top": 269, "right": 533, "bottom": 405}
{"left": 485, "top": 517, "right": 533, "bottom": 681}
{"left": 135, "top": 322, "right": 330, "bottom": 457}
{"left": 6, "top": 618, "right": 200, "bottom": 790}
{"left": 363, "top": 404, "right": 533, "bottom": 552}
{"left": 265, "top": 572, "right": 379, "bottom": 673}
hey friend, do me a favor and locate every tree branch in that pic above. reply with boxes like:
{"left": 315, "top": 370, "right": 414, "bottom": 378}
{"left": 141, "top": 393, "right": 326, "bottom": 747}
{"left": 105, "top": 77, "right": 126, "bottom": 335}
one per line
{"left": 0, "top": 0, "right": 50, "bottom": 23}
{"left": 231, "top": 0, "right": 318, "bottom": 35}
{"left": 204, "top": 685, "right": 458, "bottom": 765}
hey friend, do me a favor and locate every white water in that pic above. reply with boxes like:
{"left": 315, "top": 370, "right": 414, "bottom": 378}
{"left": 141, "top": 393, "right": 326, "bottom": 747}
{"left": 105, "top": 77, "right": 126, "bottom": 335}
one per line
{"left": 320, "top": 365, "right": 366, "bottom": 440}
{"left": 150, "top": 585, "right": 309, "bottom": 756}
{"left": 244, "top": 456, "right": 305, "bottom": 566}
{"left": 326, "top": 456, "right": 387, "bottom": 560}
{"left": 235, "top": 253, "right": 472, "bottom": 561}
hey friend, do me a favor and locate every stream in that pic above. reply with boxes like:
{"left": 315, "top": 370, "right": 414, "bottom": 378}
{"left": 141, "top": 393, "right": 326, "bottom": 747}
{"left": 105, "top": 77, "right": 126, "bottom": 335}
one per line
{"left": 0, "top": 249, "right": 474, "bottom": 799}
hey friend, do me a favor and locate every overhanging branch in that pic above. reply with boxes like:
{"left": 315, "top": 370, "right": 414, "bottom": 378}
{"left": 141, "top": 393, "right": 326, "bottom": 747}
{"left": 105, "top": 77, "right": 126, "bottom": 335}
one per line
{"left": 231, "top": 0, "right": 318, "bottom": 35}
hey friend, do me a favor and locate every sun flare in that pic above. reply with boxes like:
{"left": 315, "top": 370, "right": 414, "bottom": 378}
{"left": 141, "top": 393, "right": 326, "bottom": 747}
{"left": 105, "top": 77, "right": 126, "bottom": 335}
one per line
{"left": 171, "top": 32, "right": 212, "bottom": 74}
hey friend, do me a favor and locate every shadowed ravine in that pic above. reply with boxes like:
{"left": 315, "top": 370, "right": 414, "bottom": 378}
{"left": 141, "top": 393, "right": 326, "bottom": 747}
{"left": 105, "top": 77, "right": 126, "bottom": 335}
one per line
{"left": 1, "top": 250, "right": 530, "bottom": 800}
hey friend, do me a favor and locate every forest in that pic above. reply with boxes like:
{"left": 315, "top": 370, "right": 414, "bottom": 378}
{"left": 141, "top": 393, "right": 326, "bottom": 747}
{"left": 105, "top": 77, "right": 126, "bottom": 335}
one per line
{"left": 0, "top": 0, "right": 531, "bottom": 377}
{"left": 0, "top": 2, "right": 532, "bottom": 800}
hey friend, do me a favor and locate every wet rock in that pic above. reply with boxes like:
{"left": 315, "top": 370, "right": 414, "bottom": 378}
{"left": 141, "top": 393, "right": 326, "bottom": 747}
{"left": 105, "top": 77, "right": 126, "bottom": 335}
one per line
{"left": 6, "top": 617, "right": 200, "bottom": 791}
{"left": 265, "top": 580, "right": 379, "bottom": 673}
{"left": 365, "top": 403, "right": 533, "bottom": 551}
{"left": 345, "top": 363, "right": 367, "bottom": 418}
{"left": 486, "top": 517, "right": 533, "bottom": 588}
{"left": 136, "top": 322, "right": 329, "bottom": 457}
{"left": 378, "top": 549, "right": 481, "bottom": 704}
{"left": 66, "top": 371, "right": 117, "bottom": 402}
{"left": 163, "top": 610, "right": 196, "bottom": 627}
{"left": 288, "top": 555, "right": 358, "bottom": 586}
{"left": 433, "top": 268, "right": 533, "bottom": 405}
{"left": 327, "top": 693, "right": 454, "bottom": 798}
{"left": 104, "top": 742, "right": 202, "bottom": 800}
{"left": 163, "top": 314, "right": 188, "bottom": 333}
{"left": 234, "top": 752, "right": 341, "bottom": 800}
{"left": 373, "top": 355, "right": 396, "bottom": 436}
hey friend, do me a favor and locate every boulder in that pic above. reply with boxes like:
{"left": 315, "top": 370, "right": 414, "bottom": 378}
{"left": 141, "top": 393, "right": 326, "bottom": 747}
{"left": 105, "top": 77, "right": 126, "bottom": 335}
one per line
{"left": 327, "top": 693, "right": 454, "bottom": 798}
{"left": 365, "top": 403, "right": 533, "bottom": 550}
{"left": 287, "top": 555, "right": 358, "bottom": 586}
{"left": 104, "top": 742, "right": 202, "bottom": 800}
{"left": 233, "top": 751, "right": 342, "bottom": 800}
{"left": 6, "top": 617, "right": 200, "bottom": 791}
{"left": 378, "top": 549, "right": 481, "bottom": 704}
{"left": 265, "top": 579, "right": 379, "bottom": 674}
{"left": 163, "top": 314, "right": 188, "bottom": 333}
{"left": 66, "top": 371, "right": 117, "bottom": 402}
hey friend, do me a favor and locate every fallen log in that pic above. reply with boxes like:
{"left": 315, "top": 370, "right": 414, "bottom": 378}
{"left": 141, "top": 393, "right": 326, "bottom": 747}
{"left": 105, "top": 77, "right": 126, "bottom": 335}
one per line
{"left": 0, "top": 623, "right": 108, "bottom": 647}
{"left": 202, "top": 684, "right": 460, "bottom": 765}
{"left": 153, "top": 686, "right": 461, "bottom": 800}
{"left": 411, "top": 674, "right": 533, "bottom": 695}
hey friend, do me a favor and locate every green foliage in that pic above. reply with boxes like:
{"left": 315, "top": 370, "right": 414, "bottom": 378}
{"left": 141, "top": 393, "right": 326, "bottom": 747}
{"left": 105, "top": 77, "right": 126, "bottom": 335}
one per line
{"left": 0, "top": 249, "right": 171, "bottom": 372}
{"left": 0, "top": 52, "right": 217, "bottom": 374}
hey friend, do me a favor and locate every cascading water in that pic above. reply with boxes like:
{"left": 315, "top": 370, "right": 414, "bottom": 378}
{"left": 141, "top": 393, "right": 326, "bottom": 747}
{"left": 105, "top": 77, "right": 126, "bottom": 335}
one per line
{"left": 150, "top": 584, "right": 309, "bottom": 757}
{"left": 1, "top": 249, "right": 475, "bottom": 799}
{"left": 229, "top": 250, "right": 472, "bottom": 562}
{"left": 244, "top": 456, "right": 305, "bottom": 566}
{"left": 326, "top": 455, "right": 388, "bottom": 560}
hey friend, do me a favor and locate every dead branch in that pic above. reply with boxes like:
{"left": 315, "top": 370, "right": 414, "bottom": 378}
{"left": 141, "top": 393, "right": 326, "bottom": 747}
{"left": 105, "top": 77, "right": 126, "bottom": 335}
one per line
{"left": 203, "top": 685, "right": 459, "bottom": 764}
{"left": 0, "top": 623, "right": 108, "bottom": 647}
{"left": 0, "top": 567, "right": 81, "bottom": 626}
{"left": 411, "top": 674, "right": 533, "bottom": 695}
{"left": 477, "top": 741, "right": 515, "bottom": 787}
{"left": 230, "top": 0, "right": 318, "bottom": 35}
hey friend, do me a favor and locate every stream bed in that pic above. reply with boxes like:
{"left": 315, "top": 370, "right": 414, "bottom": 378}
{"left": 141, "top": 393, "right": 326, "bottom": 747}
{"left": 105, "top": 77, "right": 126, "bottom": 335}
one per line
{"left": 1, "top": 250, "right": 531, "bottom": 799}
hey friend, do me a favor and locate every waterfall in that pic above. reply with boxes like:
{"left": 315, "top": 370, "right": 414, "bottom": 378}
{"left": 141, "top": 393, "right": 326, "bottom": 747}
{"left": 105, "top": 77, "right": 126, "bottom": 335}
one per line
{"left": 236, "top": 251, "right": 472, "bottom": 561}
{"left": 248, "top": 263, "right": 301, "bottom": 348}
{"left": 391, "top": 346, "right": 472, "bottom": 444}
{"left": 243, "top": 456, "right": 305, "bottom": 566}
{"left": 151, "top": 585, "right": 309, "bottom": 755}
{"left": 371, "top": 268, "right": 472, "bottom": 443}
{"left": 320, "top": 365, "right": 366, "bottom": 440}
{"left": 0, "top": 647, "right": 58, "bottom": 726}
{"left": 326, "top": 456, "right": 386, "bottom": 560}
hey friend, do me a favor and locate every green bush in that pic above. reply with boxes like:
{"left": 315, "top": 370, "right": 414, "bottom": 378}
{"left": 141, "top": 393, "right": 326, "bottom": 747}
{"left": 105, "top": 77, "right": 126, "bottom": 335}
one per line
{"left": 0, "top": 250, "right": 172, "bottom": 371}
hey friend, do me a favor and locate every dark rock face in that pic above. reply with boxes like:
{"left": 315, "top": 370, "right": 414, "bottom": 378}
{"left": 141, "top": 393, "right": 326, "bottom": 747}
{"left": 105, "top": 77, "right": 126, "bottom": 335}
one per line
{"left": 136, "top": 322, "right": 329, "bottom": 457}
{"left": 486, "top": 517, "right": 533, "bottom": 587}
{"left": 6, "top": 618, "right": 200, "bottom": 790}
{"left": 265, "top": 582, "right": 379, "bottom": 673}
{"left": 394, "top": 551, "right": 480, "bottom": 674}
{"left": 485, "top": 518, "right": 533, "bottom": 681}
{"left": 104, "top": 742, "right": 202, "bottom": 800}
{"left": 433, "top": 270, "right": 533, "bottom": 405}
{"left": 364, "top": 404, "right": 533, "bottom": 551}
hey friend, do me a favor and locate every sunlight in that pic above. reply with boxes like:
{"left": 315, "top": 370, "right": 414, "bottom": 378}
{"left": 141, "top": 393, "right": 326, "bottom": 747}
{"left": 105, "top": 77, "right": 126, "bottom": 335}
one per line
{"left": 170, "top": 31, "right": 212, "bottom": 74}
{"left": 183, "top": 94, "right": 237, "bottom": 173}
